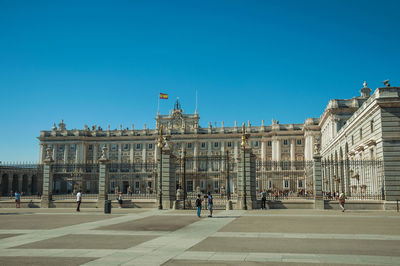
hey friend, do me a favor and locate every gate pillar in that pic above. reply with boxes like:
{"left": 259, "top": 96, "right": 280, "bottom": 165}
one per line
{"left": 237, "top": 147, "right": 257, "bottom": 209}
{"left": 41, "top": 148, "right": 54, "bottom": 208}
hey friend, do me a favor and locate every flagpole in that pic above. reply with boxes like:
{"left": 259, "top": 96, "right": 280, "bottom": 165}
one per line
{"left": 157, "top": 94, "right": 160, "bottom": 115}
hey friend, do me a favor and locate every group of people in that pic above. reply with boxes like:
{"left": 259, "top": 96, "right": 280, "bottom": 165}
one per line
{"left": 195, "top": 192, "right": 213, "bottom": 218}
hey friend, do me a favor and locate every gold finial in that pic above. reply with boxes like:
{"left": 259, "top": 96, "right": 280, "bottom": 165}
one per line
{"left": 241, "top": 122, "right": 247, "bottom": 148}
{"left": 158, "top": 125, "right": 163, "bottom": 148}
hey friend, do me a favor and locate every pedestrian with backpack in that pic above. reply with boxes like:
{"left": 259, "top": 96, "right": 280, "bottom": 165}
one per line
{"left": 195, "top": 194, "right": 203, "bottom": 217}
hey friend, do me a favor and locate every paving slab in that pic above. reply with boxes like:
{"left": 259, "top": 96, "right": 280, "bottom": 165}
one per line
{"left": 163, "top": 259, "right": 354, "bottom": 266}
{"left": 0, "top": 256, "right": 97, "bottom": 266}
{"left": 12, "top": 234, "right": 156, "bottom": 250}
{"left": 0, "top": 234, "right": 19, "bottom": 240}
{"left": 189, "top": 237, "right": 400, "bottom": 256}
{"left": 97, "top": 215, "right": 199, "bottom": 231}
{"left": 219, "top": 216, "right": 400, "bottom": 235}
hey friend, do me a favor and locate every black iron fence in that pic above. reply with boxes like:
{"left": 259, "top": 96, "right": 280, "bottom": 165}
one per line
{"left": 321, "top": 160, "right": 383, "bottom": 200}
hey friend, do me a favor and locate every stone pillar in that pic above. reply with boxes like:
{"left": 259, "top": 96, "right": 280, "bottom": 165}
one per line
{"left": 41, "top": 148, "right": 54, "bottom": 208}
{"left": 97, "top": 155, "right": 109, "bottom": 208}
{"left": 130, "top": 143, "right": 134, "bottom": 163}
{"left": 64, "top": 144, "right": 69, "bottom": 163}
{"left": 82, "top": 143, "right": 86, "bottom": 163}
{"left": 39, "top": 144, "right": 44, "bottom": 164}
{"left": 17, "top": 175, "right": 23, "bottom": 193}
{"left": 75, "top": 144, "right": 80, "bottom": 163}
{"left": 93, "top": 144, "right": 98, "bottom": 163}
{"left": 142, "top": 144, "right": 147, "bottom": 163}
{"left": 290, "top": 139, "right": 296, "bottom": 170}
{"left": 237, "top": 148, "right": 257, "bottom": 209}
{"left": 158, "top": 148, "right": 176, "bottom": 209}
{"left": 234, "top": 141, "right": 239, "bottom": 162}
{"left": 313, "top": 153, "right": 324, "bottom": 209}
{"left": 193, "top": 142, "right": 198, "bottom": 171}
{"left": 118, "top": 144, "right": 122, "bottom": 163}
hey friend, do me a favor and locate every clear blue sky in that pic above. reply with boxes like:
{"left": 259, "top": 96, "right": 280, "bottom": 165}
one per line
{"left": 0, "top": 0, "right": 399, "bottom": 162}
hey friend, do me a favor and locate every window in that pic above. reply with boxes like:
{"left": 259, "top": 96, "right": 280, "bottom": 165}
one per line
{"left": 351, "top": 135, "right": 354, "bottom": 145}
{"left": 136, "top": 143, "right": 141, "bottom": 150}
{"left": 135, "top": 182, "right": 140, "bottom": 189}
{"left": 200, "top": 180, "right": 206, "bottom": 189}
{"left": 214, "top": 142, "right": 219, "bottom": 148}
{"left": 148, "top": 143, "right": 153, "bottom": 149}
{"left": 70, "top": 144, "right": 75, "bottom": 150}
{"left": 283, "top": 140, "right": 288, "bottom": 145}
{"left": 111, "top": 144, "right": 117, "bottom": 151}
{"left": 284, "top": 180, "right": 289, "bottom": 189}
{"left": 370, "top": 120, "right": 374, "bottom": 133}
{"left": 227, "top": 142, "right": 232, "bottom": 147}
{"left": 360, "top": 128, "right": 363, "bottom": 140}
{"left": 298, "top": 180, "right": 303, "bottom": 188}
{"left": 214, "top": 180, "right": 219, "bottom": 189}
{"left": 147, "top": 181, "right": 152, "bottom": 188}
{"left": 123, "top": 144, "right": 129, "bottom": 150}
{"left": 187, "top": 143, "right": 192, "bottom": 148}
{"left": 59, "top": 145, "right": 64, "bottom": 151}
{"left": 187, "top": 180, "right": 193, "bottom": 192}
{"left": 268, "top": 180, "right": 272, "bottom": 189}
{"left": 267, "top": 141, "right": 272, "bottom": 147}
{"left": 201, "top": 142, "right": 206, "bottom": 148}
{"left": 88, "top": 145, "right": 93, "bottom": 151}
{"left": 297, "top": 139, "right": 302, "bottom": 145}
{"left": 254, "top": 141, "right": 259, "bottom": 147}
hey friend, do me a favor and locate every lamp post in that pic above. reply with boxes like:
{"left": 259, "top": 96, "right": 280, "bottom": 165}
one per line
{"left": 241, "top": 123, "right": 248, "bottom": 210}
{"left": 157, "top": 125, "right": 164, "bottom": 210}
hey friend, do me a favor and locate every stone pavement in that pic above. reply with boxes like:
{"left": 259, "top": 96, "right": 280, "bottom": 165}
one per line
{"left": 0, "top": 208, "right": 399, "bottom": 265}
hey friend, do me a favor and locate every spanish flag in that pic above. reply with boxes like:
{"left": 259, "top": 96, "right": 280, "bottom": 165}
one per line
{"left": 159, "top": 93, "right": 168, "bottom": 99}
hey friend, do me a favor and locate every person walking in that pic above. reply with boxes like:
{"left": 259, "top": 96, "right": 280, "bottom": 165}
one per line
{"left": 261, "top": 190, "right": 267, "bottom": 210}
{"left": 195, "top": 194, "right": 203, "bottom": 218}
{"left": 15, "top": 191, "right": 21, "bottom": 208}
{"left": 76, "top": 190, "right": 82, "bottom": 212}
{"left": 339, "top": 192, "right": 346, "bottom": 212}
{"left": 118, "top": 192, "right": 123, "bottom": 208}
{"left": 207, "top": 192, "right": 213, "bottom": 217}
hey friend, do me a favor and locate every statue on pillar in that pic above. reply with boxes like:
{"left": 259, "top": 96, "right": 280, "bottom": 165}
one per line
{"left": 241, "top": 123, "right": 248, "bottom": 148}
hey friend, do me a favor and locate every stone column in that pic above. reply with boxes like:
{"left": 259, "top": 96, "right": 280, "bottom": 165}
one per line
{"left": 41, "top": 148, "right": 54, "bottom": 208}
{"left": 17, "top": 175, "right": 23, "bottom": 193}
{"left": 158, "top": 148, "right": 176, "bottom": 209}
{"left": 237, "top": 148, "right": 257, "bottom": 210}
{"left": 97, "top": 147, "right": 109, "bottom": 208}
{"left": 75, "top": 144, "right": 80, "bottom": 163}
{"left": 39, "top": 144, "right": 44, "bottom": 164}
{"left": 82, "top": 143, "right": 86, "bottom": 163}
{"left": 313, "top": 153, "right": 324, "bottom": 209}
{"left": 290, "top": 139, "right": 296, "bottom": 170}
{"left": 118, "top": 144, "right": 122, "bottom": 163}
{"left": 193, "top": 142, "right": 198, "bottom": 171}
{"left": 142, "top": 144, "right": 147, "bottom": 163}
{"left": 52, "top": 145, "right": 57, "bottom": 161}
{"left": 130, "top": 143, "right": 134, "bottom": 163}
{"left": 234, "top": 141, "right": 239, "bottom": 162}
{"left": 64, "top": 144, "right": 69, "bottom": 163}
{"left": 93, "top": 144, "right": 98, "bottom": 163}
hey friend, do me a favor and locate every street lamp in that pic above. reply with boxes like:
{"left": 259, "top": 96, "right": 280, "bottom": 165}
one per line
{"left": 241, "top": 123, "right": 249, "bottom": 210}
{"left": 157, "top": 125, "right": 164, "bottom": 210}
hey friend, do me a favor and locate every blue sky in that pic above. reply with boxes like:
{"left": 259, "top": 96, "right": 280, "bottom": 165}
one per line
{"left": 0, "top": 0, "right": 399, "bottom": 162}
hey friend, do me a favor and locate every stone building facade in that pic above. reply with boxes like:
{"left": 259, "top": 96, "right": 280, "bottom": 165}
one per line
{"left": 35, "top": 82, "right": 400, "bottom": 201}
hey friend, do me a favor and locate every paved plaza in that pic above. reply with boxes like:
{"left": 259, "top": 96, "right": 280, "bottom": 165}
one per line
{"left": 0, "top": 208, "right": 399, "bottom": 265}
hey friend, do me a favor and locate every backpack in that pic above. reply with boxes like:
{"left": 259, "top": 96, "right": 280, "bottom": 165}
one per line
{"left": 208, "top": 196, "right": 213, "bottom": 205}
{"left": 196, "top": 198, "right": 202, "bottom": 207}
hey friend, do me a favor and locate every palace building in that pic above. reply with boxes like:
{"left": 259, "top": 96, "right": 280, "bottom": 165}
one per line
{"left": 33, "top": 82, "right": 400, "bottom": 201}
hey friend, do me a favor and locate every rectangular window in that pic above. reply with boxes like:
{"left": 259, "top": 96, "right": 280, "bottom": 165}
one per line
{"left": 227, "top": 142, "right": 232, "bottom": 147}
{"left": 147, "top": 181, "right": 152, "bottom": 188}
{"left": 136, "top": 143, "right": 141, "bottom": 150}
{"left": 360, "top": 128, "right": 363, "bottom": 140}
{"left": 111, "top": 144, "right": 117, "bottom": 151}
{"left": 123, "top": 144, "right": 129, "bottom": 150}
{"left": 201, "top": 142, "right": 206, "bottom": 148}
{"left": 268, "top": 180, "right": 272, "bottom": 189}
{"left": 214, "top": 142, "right": 219, "bottom": 148}
{"left": 284, "top": 180, "right": 289, "bottom": 189}
{"left": 88, "top": 145, "right": 93, "bottom": 151}
{"left": 187, "top": 143, "right": 192, "bottom": 149}
{"left": 297, "top": 139, "right": 302, "bottom": 145}
{"left": 370, "top": 120, "right": 374, "bottom": 133}
{"left": 298, "top": 180, "right": 303, "bottom": 188}
{"left": 59, "top": 145, "right": 64, "bottom": 151}
{"left": 214, "top": 180, "right": 219, "bottom": 189}
{"left": 70, "top": 144, "right": 75, "bottom": 150}
{"left": 283, "top": 140, "right": 288, "bottom": 145}
{"left": 135, "top": 181, "right": 140, "bottom": 189}
{"left": 267, "top": 141, "right": 272, "bottom": 147}
{"left": 201, "top": 180, "right": 206, "bottom": 189}
{"left": 187, "top": 180, "right": 193, "bottom": 192}
{"left": 351, "top": 135, "right": 354, "bottom": 145}
{"left": 148, "top": 143, "right": 153, "bottom": 149}
{"left": 254, "top": 141, "right": 259, "bottom": 147}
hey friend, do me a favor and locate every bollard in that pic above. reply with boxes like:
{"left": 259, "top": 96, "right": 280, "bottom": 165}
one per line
{"left": 104, "top": 200, "right": 112, "bottom": 214}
